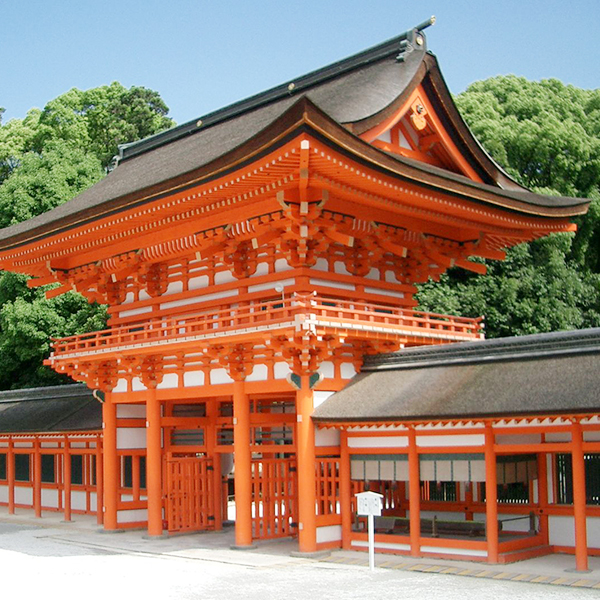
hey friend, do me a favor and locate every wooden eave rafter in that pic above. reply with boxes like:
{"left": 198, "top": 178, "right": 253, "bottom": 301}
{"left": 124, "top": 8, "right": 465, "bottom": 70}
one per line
{"left": 314, "top": 411, "right": 600, "bottom": 431}
{"left": 0, "top": 97, "right": 584, "bottom": 280}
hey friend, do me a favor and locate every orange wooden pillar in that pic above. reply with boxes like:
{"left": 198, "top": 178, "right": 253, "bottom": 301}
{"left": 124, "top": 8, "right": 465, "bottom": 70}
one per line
{"left": 63, "top": 437, "right": 72, "bottom": 522}
{"left": 296, "top": 374, "right": 317, "bottom": 553}
{"left": 537, "top": 452, "right": 549, "bottom": 545}
{"left": 340, "top": 430, "right": 352, "bottom": 550}
{"left": 571, "top": 420, "right": 589, "bottom": 572}
{"left": 484, "top": 423, "right": 499, "bottom": 563}
{"left": 207, "top": 401, "right": 222, "bottom": 531}
{"left": 95, "top": 435, "right": 104, "bottom": 525}
{"left": 233, "top": 379, "right": 253, "bottom": 547}
{"left": 33, "top": 439, "right": 42, "bottom": 518}
{"left": 7, "top": 439, "right": 14, "bottom": 515}
{"left": 102, "top": 395, "right": 118, "bottom": 530}
{"left": 407, "top": 426, "right": 420, "bottom": 556}
{"left": 146, "top": 387, "right": 163, "bottom": 537}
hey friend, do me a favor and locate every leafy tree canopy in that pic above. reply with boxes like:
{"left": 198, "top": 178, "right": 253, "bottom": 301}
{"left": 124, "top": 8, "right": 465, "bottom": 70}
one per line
{"left": 0, "top": 83, "right": 174, "bottom": 388}
{"left": 417, "top": 76, "right": 600, "bottom": 337}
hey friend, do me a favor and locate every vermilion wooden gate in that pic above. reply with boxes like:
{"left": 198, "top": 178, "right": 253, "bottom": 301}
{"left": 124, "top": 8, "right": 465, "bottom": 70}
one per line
{"left": 251, "top": 457, "right": 297, "bottom": 540}
{"left": 165, "top": 455, "right": 214, "bottom": 533}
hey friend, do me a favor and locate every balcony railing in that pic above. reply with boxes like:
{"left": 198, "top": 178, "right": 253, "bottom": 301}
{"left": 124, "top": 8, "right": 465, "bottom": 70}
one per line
{"left": 49, "top": 294, "right": 484, "bottom": 360}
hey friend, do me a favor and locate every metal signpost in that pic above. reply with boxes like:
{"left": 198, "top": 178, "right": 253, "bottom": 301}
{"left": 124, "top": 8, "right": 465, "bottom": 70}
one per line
{"left": 355, "top": 491, "right": 383, "bottom": 571}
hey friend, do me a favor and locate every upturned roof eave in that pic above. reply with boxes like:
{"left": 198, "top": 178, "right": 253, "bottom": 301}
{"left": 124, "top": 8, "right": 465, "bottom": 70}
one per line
{"left": 0, "top": 97, "right": 589, "bottom": 257}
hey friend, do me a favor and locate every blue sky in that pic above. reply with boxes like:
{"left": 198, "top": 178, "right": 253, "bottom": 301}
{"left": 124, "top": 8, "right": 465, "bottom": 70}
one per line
{"left": 1, "top": 0, "right": 599, "bottom": 126}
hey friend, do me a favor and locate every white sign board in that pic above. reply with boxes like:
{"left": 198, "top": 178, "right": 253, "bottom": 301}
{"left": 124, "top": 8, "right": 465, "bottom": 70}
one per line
{"left": 356, "top": 491, "right": 383, "bottom": 516}
{"left": 355, "top": 491, "right": 384, "bottom": 571}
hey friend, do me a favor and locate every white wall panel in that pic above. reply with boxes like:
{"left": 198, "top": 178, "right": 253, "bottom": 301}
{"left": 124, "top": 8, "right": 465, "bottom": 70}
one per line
{"left": 117, "top": 428, "right": 146, "bottom": 450}
{"left": 117, "top": 509, "right": 148, "bottom": 523}
{"left": 117, "top": 404, "right": 146, "bottom": 419}
{"left": 316, "top": 525, "right": 342, "bottom": 543}
{"left": 184, "top": 371, "right": 205, "bottom": 387}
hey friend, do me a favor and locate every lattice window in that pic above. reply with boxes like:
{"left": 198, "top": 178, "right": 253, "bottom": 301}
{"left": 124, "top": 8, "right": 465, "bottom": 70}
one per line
{"left": 316, "top": 458, "right": 340, "bottom": 517}
{"left": 421, "top": 481, "right": 457, "bottom": 502}
{"left": 555, "top": 453, "right": 600, "bottom": 506}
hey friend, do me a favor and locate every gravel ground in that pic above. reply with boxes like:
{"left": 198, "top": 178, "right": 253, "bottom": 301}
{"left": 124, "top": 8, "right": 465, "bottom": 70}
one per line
{"left": 0, "top": 523, "right": 596, "bottom": 600}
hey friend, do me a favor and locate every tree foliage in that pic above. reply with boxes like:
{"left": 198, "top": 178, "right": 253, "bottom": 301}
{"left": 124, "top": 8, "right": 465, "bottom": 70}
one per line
{"left": 417, "top": 76, "right": 600, "bottom": 337}
{"left": 0, "top": 83, "right": 173, "bottom": 388}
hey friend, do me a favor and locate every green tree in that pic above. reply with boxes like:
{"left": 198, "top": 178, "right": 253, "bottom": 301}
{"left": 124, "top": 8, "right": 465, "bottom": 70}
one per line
{"left": 417, "top": 76, "right": 600, "bottom": 337}
{"left": 0, "top": 83, "right": 174, "bottom": 389}
{"left": 35, "top": 82, "right": 173, "bottom": 168}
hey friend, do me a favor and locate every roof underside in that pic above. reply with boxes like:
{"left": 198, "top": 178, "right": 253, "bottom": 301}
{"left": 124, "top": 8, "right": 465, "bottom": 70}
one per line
{"left": 0, "top": 26, "right": 589, "bottom": 253}
{"left": 0, "top": 385, "right": 100, "bottom": 433}
{"left": 312, "top": 328, "right": 600, "bottom": 422}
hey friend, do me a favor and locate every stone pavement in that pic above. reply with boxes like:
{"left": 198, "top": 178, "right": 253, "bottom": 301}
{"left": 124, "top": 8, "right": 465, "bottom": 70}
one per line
{"left": 1, "top": 506, "right": 599, "bottom": 593}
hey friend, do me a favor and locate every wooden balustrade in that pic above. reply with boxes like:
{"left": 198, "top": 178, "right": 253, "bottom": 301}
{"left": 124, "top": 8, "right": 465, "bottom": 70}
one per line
{"left": 50, "top": 294, "right": 483, "bottom": 358}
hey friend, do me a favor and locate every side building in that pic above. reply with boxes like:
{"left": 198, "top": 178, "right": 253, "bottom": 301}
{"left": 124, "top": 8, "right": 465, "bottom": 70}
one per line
{"left": 0, "top": 22, "right": 593, "bottom": 568}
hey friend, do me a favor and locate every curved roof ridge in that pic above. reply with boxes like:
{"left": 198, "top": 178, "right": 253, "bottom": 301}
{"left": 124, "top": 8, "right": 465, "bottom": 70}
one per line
{"left": 364, "top": 327, "right": 600, "bottom": 371}
{"left": 117, "top": 23, "right": 433, "bottom": 163}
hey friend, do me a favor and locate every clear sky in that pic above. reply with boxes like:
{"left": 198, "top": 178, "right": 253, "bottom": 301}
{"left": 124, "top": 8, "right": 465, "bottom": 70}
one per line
{"left": 1, "top": 0, "right": 599, "bottom": 126}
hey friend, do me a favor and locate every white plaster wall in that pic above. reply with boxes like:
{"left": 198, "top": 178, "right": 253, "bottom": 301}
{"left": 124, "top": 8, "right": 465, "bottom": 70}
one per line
{"left": 588, "top": 517, "right": 600, "bottom": 549}
{"left": 41, "top": 442, "right": 59, "bottom": 448}
{"left": 117, "top": 428, "right": 146, "bottom": 450}
{"left": 313, "top": 258, "right": 328, "bottom": 272}
{"left": 131, "top": 377, "right": 147, "bottom": 392}
{"left": 546, "top": 454, "right": 554, "bottom": 503}
{"left": 254, "top": 262, "right": 269, "bottom": 277}
{"left": 545, "top": 432, "right": 571, "bottom": 443}
{"left": 0, "top": 442, "right": 7, "bottom": 448}
{"left": 15, "top": 487, "right": 33, "bottom": 505}
{"left": 113, "top": 379, "right": 128, "bottom": 393}
{"left": 246, "top": 364, "right": 268, "bottom": 382}
{"left": 14, "top": 443, "right": 31, "bottom": 448}
{"left": 210, "top": 369, "right": 233, "bottom": 385}
{"left": 417, "top": 434, "right": 484, "bottom": 448}
{"left": 0, "top": 486, "right": 8, "bottom": 502}
{"left": 548, "top": 516, "right": 600, "bottom": 549}
{"left": 160, "top": 288, "right": 237, "bottom": 310}
{"left": 313, "top": 391, "right": 334, "bottom": 409}
{"left": 166, "top": 281, "right": 183, "bottom": 295}
{"left": 365, "top": 286, "right": 404, "bottom": 299}
{"left": 384, "top": 271, "right": 402, "bottom": 284}
{"left": 340, "top": 363, "right": 357, "bottom": 379}
{"left": 119, "top": 306, "right": 152, "bottom": 318}
{"left": 333, "top": 262, "right": 351, "bottom": 276}
{"left": 316, "top": 428, "right": 340, "bottom": 447}
{"left": 352, "top": 540, "right": 411, "bottom": 552}
{"left": 316, "top": 524, "right": 342, "bottom": 543}
{"left": 498, "top": 513, "right": 530, "bottom": 533}
{"left": 214, "top": 270, "right": 236, "bottom": 285}
{"left": 420, "top": 510, "right": 465, "bottom": 521}
{"left": 117, "top": 404, "right": 146, "bottom": 419}
{"left": 188, "top": 275, "right": 209, "bottom": 290}
{"left": 71, "top": 490, "right": 89, "bottom": 511}
{"left": 275, "top": 259, "right": 293, "bottom": 272}
{"left": 421, "top": 546, "right": 487, "bottom": 558}
{"left": 549, "top": 516, "right": 575, "bottom": 546}
{"left": 41, "top": 489, "right": 59, "bottom": 508}
{"left": 117, "top": 509, "right": 148, "bottom": 523}
{"left": 310, "top": 278, "right": 354, "bottom": 291}
{"left": 348, "top": 436, "right": 408, "bottom": 448}
{"left": 496, "top": 434, "right": 542, "bottom": 445}
{"left": 274, "top": 362, "right": 291, "bottom": 379}
{"left": 157, "top": 373, "right": 179, "bottom": 389}
{"left": 248, "top": 278, "right": 294, "bottom": 294}
{"left": 318, "top": 361, "right": 335, "bottom": 378}
{"left": 184, "top": 371, "right": 205, "bottom": 387}
{"left": 584, "top": 431, "right": 600, "bottom": 442}
{"left": 71, "top": 442, "right": 87, "bottom": 449}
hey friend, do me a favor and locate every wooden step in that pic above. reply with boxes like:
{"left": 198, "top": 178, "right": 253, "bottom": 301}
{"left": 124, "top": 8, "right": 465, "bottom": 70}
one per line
{"left": 499, "top": 545, "right": 552, "bottom": 564}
